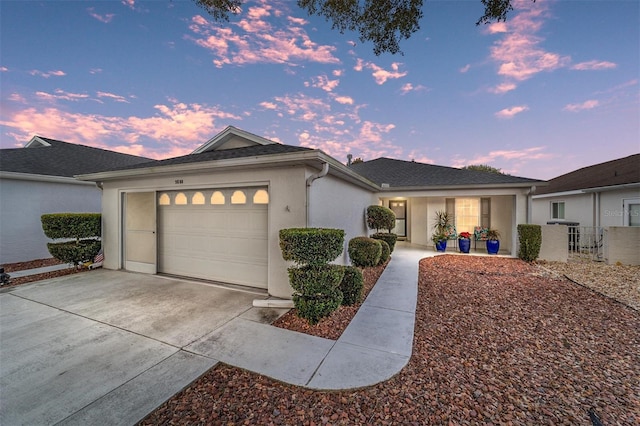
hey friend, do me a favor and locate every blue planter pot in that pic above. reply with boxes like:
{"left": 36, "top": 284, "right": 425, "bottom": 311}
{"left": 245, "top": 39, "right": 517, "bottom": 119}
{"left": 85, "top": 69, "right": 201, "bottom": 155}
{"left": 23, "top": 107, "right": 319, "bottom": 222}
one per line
{"left": 459, "top": 238, "right": 471, "bottom": 253}
{"left": 435, "top": 240, "right": 447, "bottom": 252}
{"left": 486, "top": 239, "right": 500, "bottom": 255}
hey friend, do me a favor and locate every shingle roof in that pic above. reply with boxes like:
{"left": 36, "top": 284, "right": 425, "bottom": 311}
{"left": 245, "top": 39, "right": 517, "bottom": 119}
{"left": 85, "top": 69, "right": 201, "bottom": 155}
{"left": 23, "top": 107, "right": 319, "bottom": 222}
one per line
{"left": 0, "top": 137, "right": 152, "bottom": 177}
{"left": 348, "top": 157, "right": 542, "bottom": 188}
{"left": 534, "top": 154, "right": 640, "bottom": 195}
{"left": 108, "top": 143, "right": 314, "bottom": 172}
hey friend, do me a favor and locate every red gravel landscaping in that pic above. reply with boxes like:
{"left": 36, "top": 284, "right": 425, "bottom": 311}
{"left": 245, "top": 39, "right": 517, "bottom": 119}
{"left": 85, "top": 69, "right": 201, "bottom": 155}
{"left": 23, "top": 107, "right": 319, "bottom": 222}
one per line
{"left": 140, "top": 255, "right": 639, "bottom": 425}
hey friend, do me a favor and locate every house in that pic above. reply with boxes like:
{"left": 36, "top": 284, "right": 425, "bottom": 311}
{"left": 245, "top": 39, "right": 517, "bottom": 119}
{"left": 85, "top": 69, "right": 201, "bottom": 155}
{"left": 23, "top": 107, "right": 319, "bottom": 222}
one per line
{"left": 531, "top": 154, "right": 640, "bottom": 228}
{"left": 0, "top": 136, "right": 151, "bottom": 264}
{"left": 77, "top": 126, "right": 545, "bottom": 298}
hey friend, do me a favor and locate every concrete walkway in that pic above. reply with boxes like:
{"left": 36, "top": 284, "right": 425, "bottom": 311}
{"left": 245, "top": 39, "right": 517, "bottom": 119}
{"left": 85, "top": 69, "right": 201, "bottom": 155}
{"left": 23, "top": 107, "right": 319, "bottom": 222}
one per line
{"left": 187, "top": 244, "right": 430, "bottom": 390}
{"left": 7, "top": 262, "right": 73, "bottom": 278}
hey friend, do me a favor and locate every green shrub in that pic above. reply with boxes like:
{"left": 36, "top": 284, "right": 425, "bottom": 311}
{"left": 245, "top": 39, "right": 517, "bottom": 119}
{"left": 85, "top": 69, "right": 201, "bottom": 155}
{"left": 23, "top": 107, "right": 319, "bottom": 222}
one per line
{"left": 339, "top": 266, "right": 364, "bottom": 306}
{"left": 41, "top": 213, "right": 101, "bottom": 240}
{"left": 372, "top": 232, "right": 397, "bottom": 253}
{"left": 279, "top": 228, "right": 346, "bottom": 325}
{"left": 279, "top": 228, "right": 345, "bottom": 266}
{"left": 288, "top": 264, "right": 345, "bottom": 295}
{"left": 46, "top": 240, "right": 101, "bottom": 265}
{"left": 293, "top": 288, "right": 343, "bottom": 325}
{"left": 366, "top": 205, "right": 396, "bottom": 232}
{"left": 377, "top": 240, "right": 390, "bottom": 265}
{"left": 348, "top": 237, "right": 382, "bottom": 267}
{"left": 518, "top": 224, "right": 542, "bottom": 262}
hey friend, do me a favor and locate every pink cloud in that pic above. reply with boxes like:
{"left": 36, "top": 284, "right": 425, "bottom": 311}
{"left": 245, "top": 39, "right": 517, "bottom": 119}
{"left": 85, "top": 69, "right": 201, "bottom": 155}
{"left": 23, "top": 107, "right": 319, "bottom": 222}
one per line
{"left": 35, "top": 89, "right": 90, "bottom": 102}
{"left": 186, "top": 3, "right": 339, "bottom": 68}
{"left": 495, "top": 105, "right": 529, "bottom": 118}
{"left": 368, "top": 62, "right": 407, "bottom": 85}
{"left": 489, "top": 82, "right": 517, "bottom": 94}
{"left": 487, "top": 1, "right": 570, "bottom": 88}
{"left": 29, "top": 69, "right": 66, "bottom": 78}
{"left": 121, "top": 0, "right": 135, "bottom": 10}
{"left": 571, "top": 60, "right": 617, "bottom": 71}
{"left": 459, "top": 64, "right": 471, "bottom": 73}
{"left": 96, "top": 91, "right": 130, "bottom": 103}
{"left": 1, "top": 66, "right": 8, "bottom": 72}
{"left": 307, "top": 75, "right": 339, "bottom": 92}
{"left": 89, "top": 68, "right": 103, "bottom": 74}
{"left": 452, "top": 146, "right": 553, "bottom": 170}
{"left": 0, "top": 99, "right": 241, "bottom": 158}
{"left": 563, "top": 99, "right": 599, "bottom": 112}
{"left": 87, "top": 8, "right": 115, "bottom": 23}
{"left": 334, "top": 96, "right": 354, "bottom": 105}
{"left": 400, "top": 83, "right": 428, "bottom": 95}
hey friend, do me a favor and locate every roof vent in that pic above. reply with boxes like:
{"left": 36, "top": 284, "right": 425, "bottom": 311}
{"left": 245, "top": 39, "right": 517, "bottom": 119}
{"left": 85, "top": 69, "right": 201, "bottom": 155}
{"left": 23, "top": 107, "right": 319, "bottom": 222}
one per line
{"left": 381, "top": 183, "right": 390, "bottom": 188}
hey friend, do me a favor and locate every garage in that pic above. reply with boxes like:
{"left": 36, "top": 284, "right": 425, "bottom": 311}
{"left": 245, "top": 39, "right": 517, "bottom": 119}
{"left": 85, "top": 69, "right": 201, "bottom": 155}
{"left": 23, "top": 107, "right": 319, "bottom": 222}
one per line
{"left": 157, "top": 187, "right": 269, "bottom": 289}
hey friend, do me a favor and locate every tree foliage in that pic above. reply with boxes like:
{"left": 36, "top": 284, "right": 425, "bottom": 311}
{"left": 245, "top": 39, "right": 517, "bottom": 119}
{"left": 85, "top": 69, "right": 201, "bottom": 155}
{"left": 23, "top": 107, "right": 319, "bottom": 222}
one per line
{"left": 193, "top": 0, "right": 530, "bottom": 55}
{"left": 462, "top": 164, "right": 503, "bottom": 174}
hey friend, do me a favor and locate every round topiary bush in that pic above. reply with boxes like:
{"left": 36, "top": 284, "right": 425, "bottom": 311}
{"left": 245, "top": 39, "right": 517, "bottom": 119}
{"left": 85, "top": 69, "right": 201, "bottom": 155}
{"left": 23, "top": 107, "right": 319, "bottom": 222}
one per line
{"left": 372, "top": 232, "right": 397, "bottom": 253}
{"left": 348, "top": 237, "right": 382, "bottom": 268}
{"left": 377, "top": 239, "right": 390, "bottom": 265}
{"left": 339, "top": 266, "right": 364, "bottom": 306}
{"left": 366, "top": 205, "right": 396, "bottom": 232}
{"left": 279, "top": 228, "right": 345, "bottom": 266}
{"left": 288, "top": 264, "right": 345, "bottom": 295}
{"left": 293, "top": 288, "right": 343, "bottom": 325}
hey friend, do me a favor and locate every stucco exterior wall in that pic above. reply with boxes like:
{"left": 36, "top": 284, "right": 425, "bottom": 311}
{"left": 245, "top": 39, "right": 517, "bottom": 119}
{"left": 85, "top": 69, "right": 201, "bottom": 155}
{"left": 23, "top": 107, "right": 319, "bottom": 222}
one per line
{"left": 308, "top": 171, "right": 377, "bottom": 265}
{"left": 538, "top": 224, "right": 568, "bottom": 262}
{"left": 0, "top": 177, "right": 101, "bottom": 264}
{"left": 604, "top": 226, "right": 640, "bottom": 266}
{"left": 100, "top": 165, "right": 308, "bottom": 299}
{"left": 600, "top": 189, "right": 640, "bottom": 227}
{"left": 532, "top": 193, "right": 593, "bottom": 226}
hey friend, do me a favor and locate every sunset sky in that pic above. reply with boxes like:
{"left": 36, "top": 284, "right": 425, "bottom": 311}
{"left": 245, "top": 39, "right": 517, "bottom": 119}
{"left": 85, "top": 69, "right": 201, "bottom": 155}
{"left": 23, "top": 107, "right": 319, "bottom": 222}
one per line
{"left": 1, "top": 0, "right": 638, "bottom": 180}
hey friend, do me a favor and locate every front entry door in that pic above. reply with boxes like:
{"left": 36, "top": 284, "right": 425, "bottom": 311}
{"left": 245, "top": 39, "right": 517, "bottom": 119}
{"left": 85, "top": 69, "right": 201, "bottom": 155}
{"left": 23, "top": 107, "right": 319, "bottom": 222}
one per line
{"left": 390, "top": 200, "right": 407, "bottom": 237}
{"left": 124, "top": 192, "right": 156, "bottom": 274}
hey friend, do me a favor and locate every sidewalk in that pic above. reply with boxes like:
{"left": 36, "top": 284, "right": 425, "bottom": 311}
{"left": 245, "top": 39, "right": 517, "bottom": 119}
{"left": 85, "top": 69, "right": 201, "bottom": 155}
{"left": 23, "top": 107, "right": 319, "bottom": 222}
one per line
{"left": 185, "top": 244, "right": 430, "bottom": 390}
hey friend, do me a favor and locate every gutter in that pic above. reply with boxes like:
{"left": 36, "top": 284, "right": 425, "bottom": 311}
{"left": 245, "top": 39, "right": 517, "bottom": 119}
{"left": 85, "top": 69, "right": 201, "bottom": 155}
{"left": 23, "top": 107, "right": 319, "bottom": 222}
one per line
{"left": 305, "top": 161, "right": 329, "bottom": 225}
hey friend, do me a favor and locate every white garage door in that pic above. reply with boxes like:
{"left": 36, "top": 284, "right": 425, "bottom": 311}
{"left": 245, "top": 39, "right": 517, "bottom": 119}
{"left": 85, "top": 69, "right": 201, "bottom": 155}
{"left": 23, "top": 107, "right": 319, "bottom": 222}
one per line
{"left": 157, "top": 187, "right": 268, "bottom": 288}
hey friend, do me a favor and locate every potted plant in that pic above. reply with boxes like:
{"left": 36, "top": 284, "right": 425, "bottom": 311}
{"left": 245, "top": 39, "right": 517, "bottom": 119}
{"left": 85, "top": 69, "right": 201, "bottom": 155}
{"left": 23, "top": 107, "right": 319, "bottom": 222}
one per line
{"left": 486, "top": 228, "right": 500, "bottom": 254}
{"left": 432, "top": 210, "right": 452, "bottom": 252}
{"left": 458, "top": 231, "right": 471, "bottom": 253}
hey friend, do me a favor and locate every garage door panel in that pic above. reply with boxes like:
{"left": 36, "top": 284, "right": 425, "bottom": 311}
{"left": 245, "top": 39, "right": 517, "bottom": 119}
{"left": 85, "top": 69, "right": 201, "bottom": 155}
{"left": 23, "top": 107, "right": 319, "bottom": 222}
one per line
{"left": 157, "top": 188, "right": 268, "bottom": 288}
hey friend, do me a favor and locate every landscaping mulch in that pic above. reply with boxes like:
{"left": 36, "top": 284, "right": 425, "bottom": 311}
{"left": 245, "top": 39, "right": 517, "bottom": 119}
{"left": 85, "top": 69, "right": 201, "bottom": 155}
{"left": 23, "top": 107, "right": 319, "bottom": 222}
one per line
{"left": 140, "top": 254, "right": 640, "bottom": 425}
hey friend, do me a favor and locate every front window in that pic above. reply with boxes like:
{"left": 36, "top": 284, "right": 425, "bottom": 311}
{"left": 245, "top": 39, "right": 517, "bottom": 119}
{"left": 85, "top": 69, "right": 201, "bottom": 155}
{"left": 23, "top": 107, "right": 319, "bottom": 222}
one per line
{"left": 623, "top": 199, "right": 640, "bottom": 226}
{"left": 455, "top": 198, "right": 480, "bottom": 234}
{"left": 551, "top": 201, "right": 565, "bottom": 220}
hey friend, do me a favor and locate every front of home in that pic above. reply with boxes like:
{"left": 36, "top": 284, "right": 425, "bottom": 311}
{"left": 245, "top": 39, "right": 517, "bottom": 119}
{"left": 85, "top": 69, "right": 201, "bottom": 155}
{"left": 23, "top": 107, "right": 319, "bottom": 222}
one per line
{"left": 78, "top": 126, "right": 544, "bottom": 298}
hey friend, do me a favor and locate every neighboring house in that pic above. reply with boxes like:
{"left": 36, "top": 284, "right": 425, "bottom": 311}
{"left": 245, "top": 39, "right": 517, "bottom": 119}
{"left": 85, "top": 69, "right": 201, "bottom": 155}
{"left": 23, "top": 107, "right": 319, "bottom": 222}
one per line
{"left": 78, "top": 126, "right": 545, "bottom": 299}
{"left": 0, "top": 136, "right": 151, "bottom": 264}
{"left": 532, "top": 154, "right": 640, "bottom": 228}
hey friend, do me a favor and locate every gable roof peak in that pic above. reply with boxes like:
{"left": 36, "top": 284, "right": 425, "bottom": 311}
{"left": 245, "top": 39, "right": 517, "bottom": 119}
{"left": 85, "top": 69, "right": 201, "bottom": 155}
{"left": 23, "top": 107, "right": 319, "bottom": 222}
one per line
{"left": 191, "top": 126, "right": 278, "bottom": 154}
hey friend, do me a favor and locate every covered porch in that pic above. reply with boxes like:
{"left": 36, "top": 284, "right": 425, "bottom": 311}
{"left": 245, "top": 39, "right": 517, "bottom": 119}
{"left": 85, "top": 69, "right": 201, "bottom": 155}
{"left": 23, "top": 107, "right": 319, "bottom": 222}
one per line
{"left": 377, "top": 188, "right": 532, "bottom": 256}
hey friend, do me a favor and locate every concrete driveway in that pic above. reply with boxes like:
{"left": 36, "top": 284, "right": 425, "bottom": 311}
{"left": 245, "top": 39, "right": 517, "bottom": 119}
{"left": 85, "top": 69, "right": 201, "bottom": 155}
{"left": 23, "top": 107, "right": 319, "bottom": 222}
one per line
{"left": 0, "top": 269, "right": 275, "bottom": 425}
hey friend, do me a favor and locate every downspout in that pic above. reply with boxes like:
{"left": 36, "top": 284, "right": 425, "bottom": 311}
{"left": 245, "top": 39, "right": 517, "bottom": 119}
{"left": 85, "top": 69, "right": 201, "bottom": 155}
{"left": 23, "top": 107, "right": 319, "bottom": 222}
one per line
{"left": 305, "top": 161, "right": 329, "bottom": 226}
{"left": 526, "top": 186, "right": 536, "bottom": 223}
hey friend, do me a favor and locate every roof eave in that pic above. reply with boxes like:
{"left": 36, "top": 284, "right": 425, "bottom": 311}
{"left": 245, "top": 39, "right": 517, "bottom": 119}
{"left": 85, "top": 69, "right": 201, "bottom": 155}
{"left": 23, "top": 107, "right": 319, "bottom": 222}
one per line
{"left": 0, "top": 171, "right": 96, "bottom": 185}
{"left": 378, "top": 181, "right": 545, "bottom": 192}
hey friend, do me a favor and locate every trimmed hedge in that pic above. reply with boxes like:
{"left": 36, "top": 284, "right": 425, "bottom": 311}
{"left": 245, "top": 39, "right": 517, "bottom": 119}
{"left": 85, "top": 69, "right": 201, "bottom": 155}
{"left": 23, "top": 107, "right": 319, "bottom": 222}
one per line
{"left": 348, "top": 237, "right": 382, "bottom": 268}
{"left": 288, "top": 264, "right": 345, "bottom": 295}
{"left": 47, "top": 240, "right": 101, "bottom": 265}
{"left": 518, "top": 224, "right": 542, "bottom": 262}
{"left": 366, "top": 205, "right": 395, "bottom": 232}
{"left": 279, "top": 228, "right": 345, "bottom": 266}
{"left": 292, "top": 288, "right": 343, "bottom": 325}
{"left": 41, "top": 213, "right": 101, "bottom": 240}
{"left": 372, "top": 232, "right": 397, "bottom": 253}
{"left": 377, "top": 240, "right": 390, "bottom": 265}
{"left": 339, "top": 266, "right": 364, "bottom": 306}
